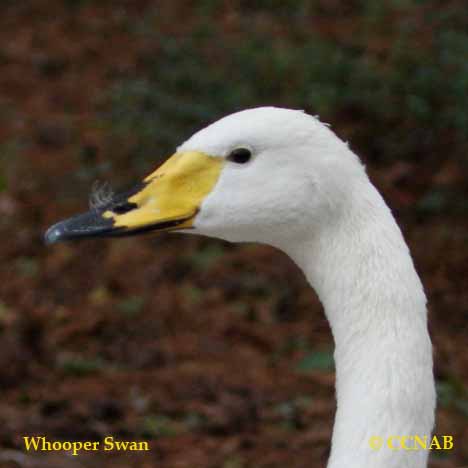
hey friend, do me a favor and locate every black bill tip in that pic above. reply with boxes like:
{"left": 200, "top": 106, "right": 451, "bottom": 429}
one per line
{"left": 44, "top": 209, "right": 120, "bottom": 245}
{"left": 43, "top": 182, "right": 197, "bottom": 246}
{"left": 44, "top": 223, "right": 65, "bottom": 245}
{"left": 44, "top": 182, "right": 148, "bottom": 245}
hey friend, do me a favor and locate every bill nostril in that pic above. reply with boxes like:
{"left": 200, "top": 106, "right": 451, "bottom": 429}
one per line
{"left": 112, "top": 202, "right": 138, "bottom": 215}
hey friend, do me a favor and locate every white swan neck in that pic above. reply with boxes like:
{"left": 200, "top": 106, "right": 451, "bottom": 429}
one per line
{"left": 283, "top": 183, "right": 435, "bottom": 468}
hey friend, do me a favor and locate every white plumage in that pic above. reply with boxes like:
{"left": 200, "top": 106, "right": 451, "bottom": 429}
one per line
{"left": 46, "top": 106, "right": 436, "bottom": 468}
{"left": 179, "top": 107, "right": 436, "bottom": 468}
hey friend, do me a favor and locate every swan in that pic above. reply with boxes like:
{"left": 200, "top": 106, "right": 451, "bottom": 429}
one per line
{"left": 45, "top": 107, "right": 435, "bottom": 468}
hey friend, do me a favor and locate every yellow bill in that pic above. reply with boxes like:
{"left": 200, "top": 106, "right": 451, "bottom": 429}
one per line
{"left": 44, "top": 151, "right": 224, "bottom": 244}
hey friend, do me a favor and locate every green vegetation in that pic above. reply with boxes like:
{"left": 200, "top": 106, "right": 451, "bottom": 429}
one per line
{"left": 181, "top": 284, "right": 204, "bottom": 305}
{"left": 117, "top": 295, "right": 146, "bottom": 317}
{"left": 141, "top": 414, "right": 181, "bottom": 438}
{"left": 437, "top": 378, "right": 468, "bottom": 417}
{"left": 222, "top": 455, "right": 246, "bottom": 468}
{"left": 100, "top": 1, "right": 468, "bottom": 174}
{"left": 187, "top": 243, "right": 226, "bottom": 271}
{"left": 15, "top": 256, "right": 39, "bottom": 278}
{"left": 274, "top": 396, "right": 313, "bottom": 431}
{"left": 0, "top": 138, "right": 23, "bottom": 192}
{"left": 296, "top": 349, "right": 335, "bottom": 372}
{"left": 57, "top": 354, "right": 106, "bottom": 377}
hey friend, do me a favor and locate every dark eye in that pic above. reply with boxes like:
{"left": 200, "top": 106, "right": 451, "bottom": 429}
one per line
{"left": 227, "top": 147, "right": 252, "bottom": 164}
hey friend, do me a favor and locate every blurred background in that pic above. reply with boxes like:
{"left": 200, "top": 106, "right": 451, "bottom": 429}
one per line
{"left": 0, "top": 1, "right": 467, "bottom": 467}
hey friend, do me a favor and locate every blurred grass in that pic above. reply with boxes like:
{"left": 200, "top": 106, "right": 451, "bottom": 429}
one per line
{"left": 437, "top": 378, "right": 468, "bottom": 417}
{"left": 187, "top": 243, "right": 226, "bottom": 271}
{"left": 0, "top": 139, "right": 24, "bottom": 192}
{"left": 57, "top": 354, "right": 107, "bottom": 377}
{"left": 222, "top": 455, "right": 246, "bottom": 468}
{"left": 97, "top": 0, "right": 468, "bottom": 177}
{"left": 141, "top": 414, "right": 182, "bottom": 438}
{"left": 15, "top": 256, "right": 39, "bottom": 278}
{"left": 117, "top": 295, "right": 146, "bottom": 317}
{"left": 296, "top": 350, "right": 335, "bottom": 372}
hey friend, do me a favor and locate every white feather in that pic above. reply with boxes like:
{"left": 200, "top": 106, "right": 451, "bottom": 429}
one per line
{"left": 179, "top": 107, "right": 435, "bottom": 468}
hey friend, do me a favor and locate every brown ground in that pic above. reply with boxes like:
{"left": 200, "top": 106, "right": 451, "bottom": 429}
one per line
{"left": 0, "top": 2, "right": 466, "bottom": 468}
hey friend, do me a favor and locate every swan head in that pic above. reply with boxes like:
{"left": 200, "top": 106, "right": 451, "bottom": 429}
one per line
{"left": 45, "top": 107, "right": 364, "bottom": 247}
